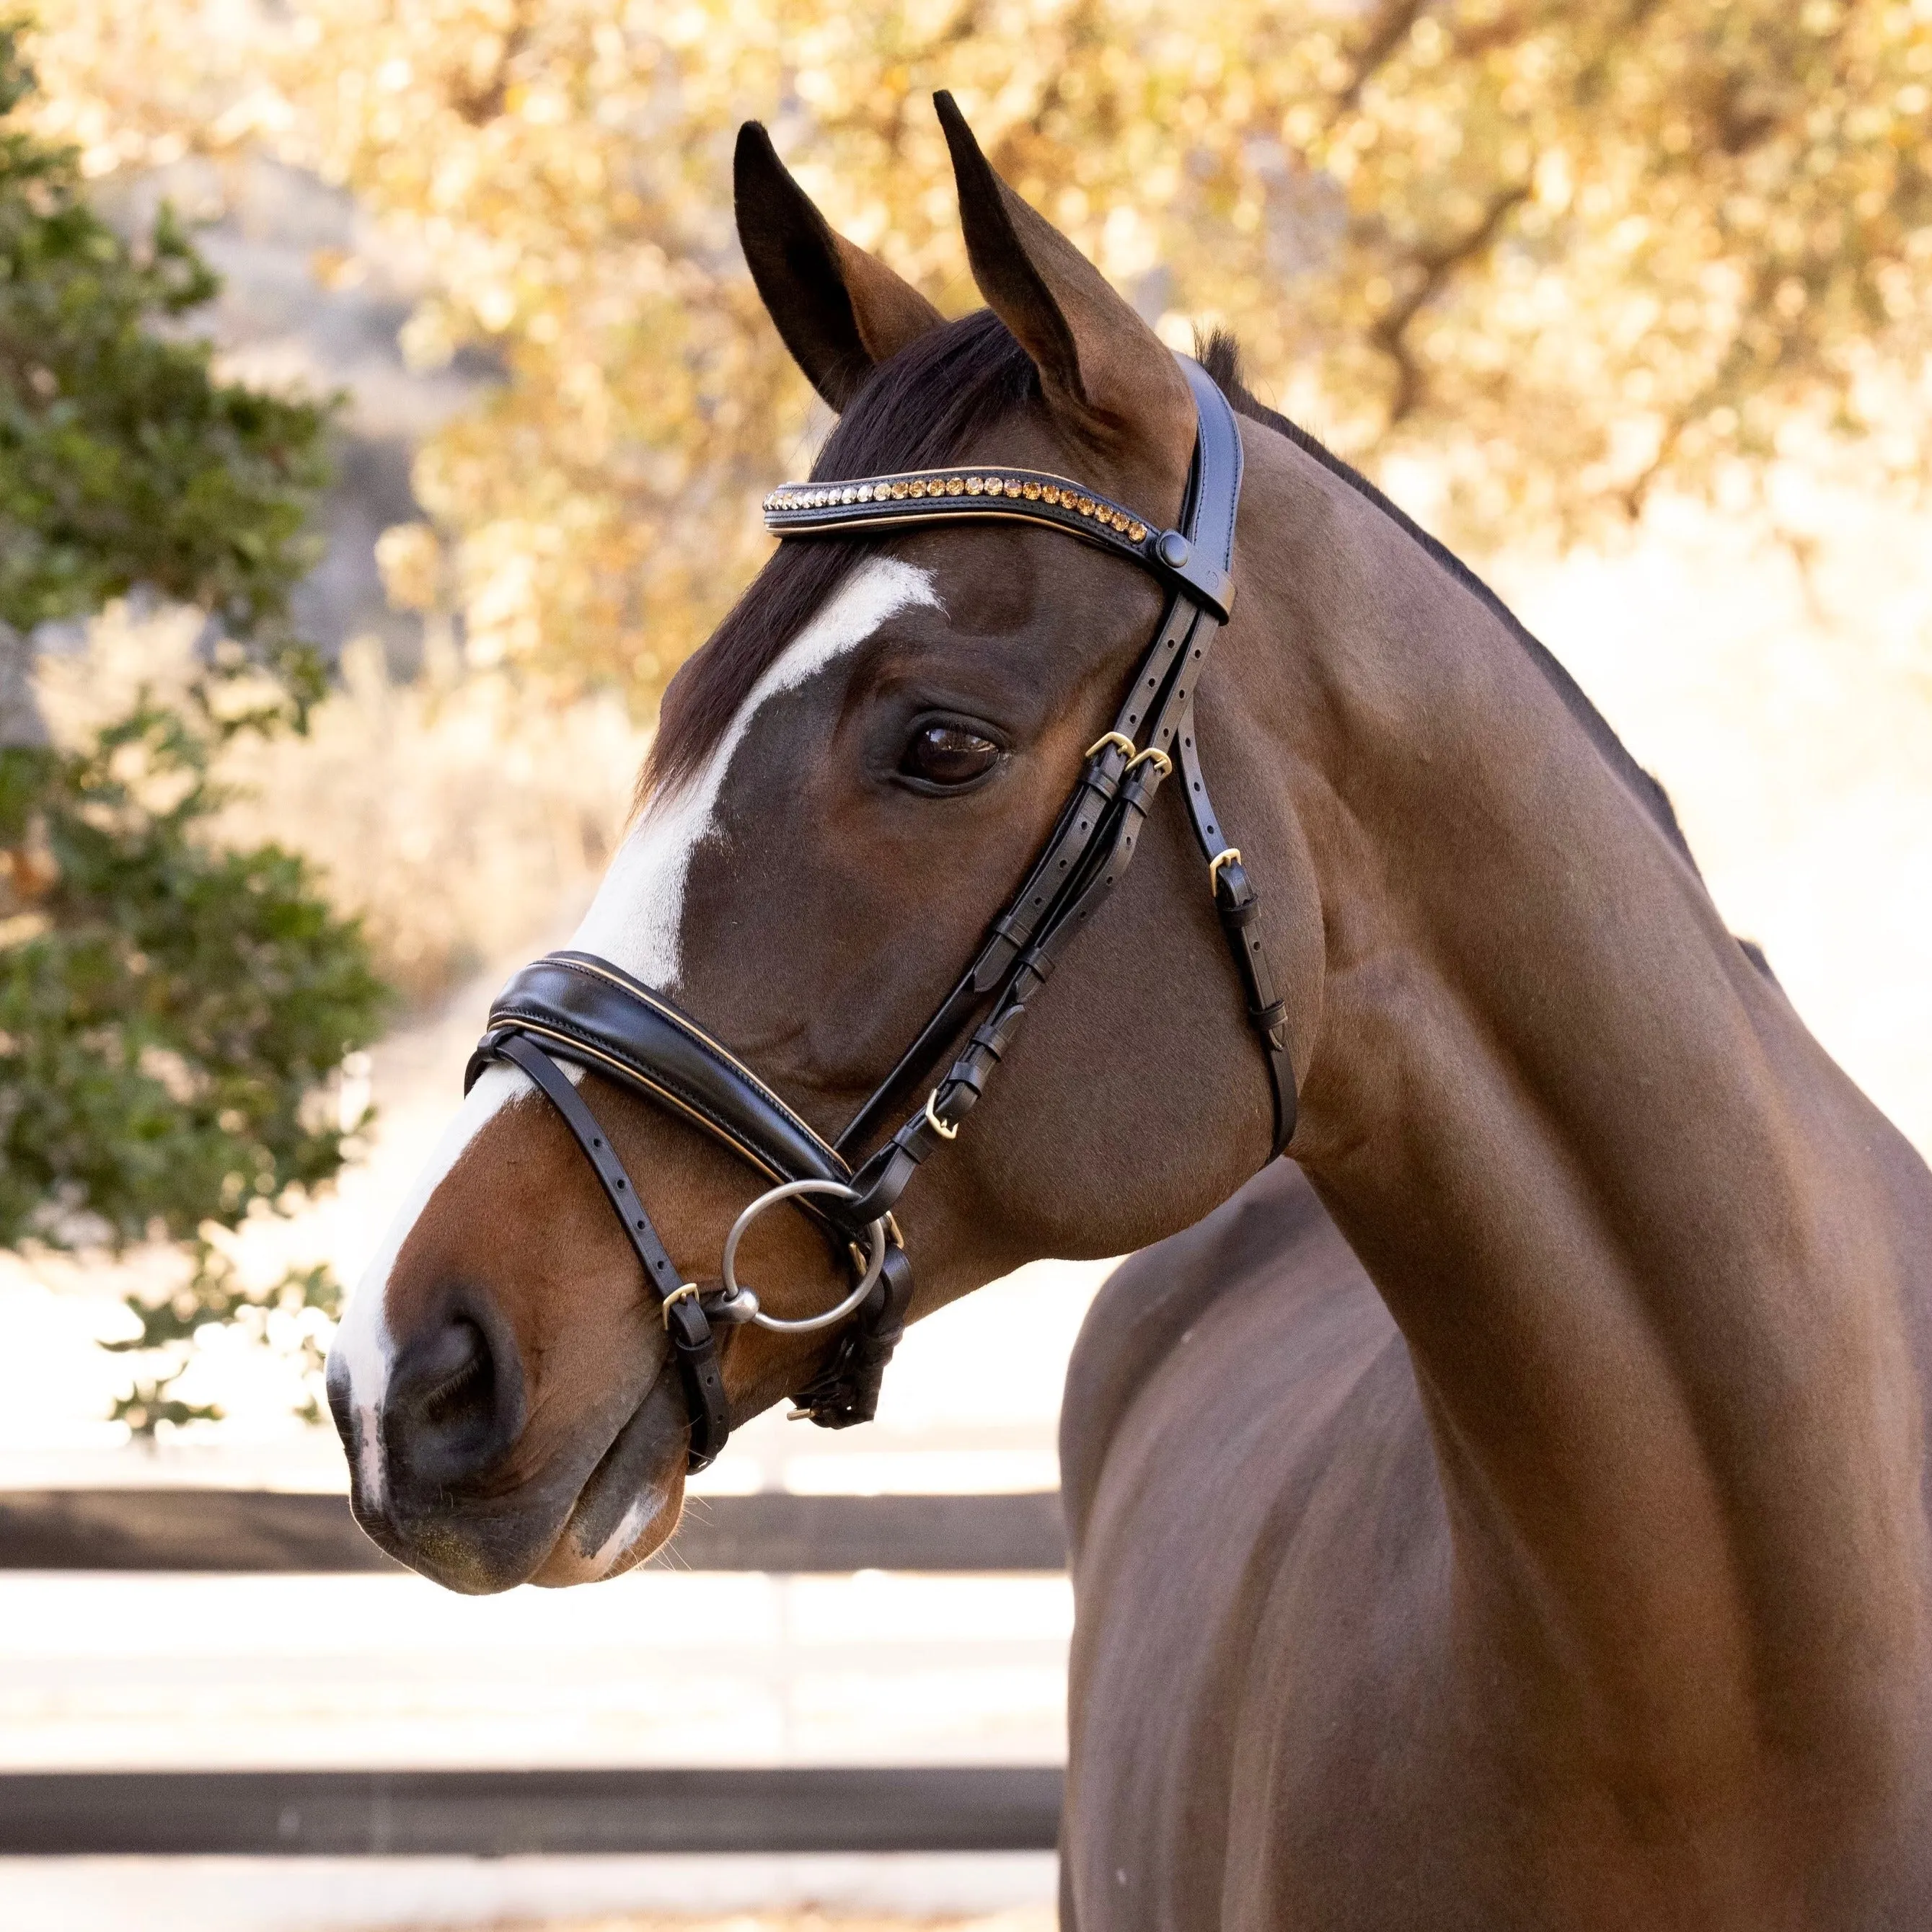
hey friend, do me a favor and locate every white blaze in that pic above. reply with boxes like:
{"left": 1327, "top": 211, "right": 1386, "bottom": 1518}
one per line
{"left": 330, "top": 556, "right": 940, "bottom": 1490}
{"left": 573, "top": 556, "right": 941, "bottom": 990}
{"left": 331, "top": 1062, "right": 539, "bottom": 1496}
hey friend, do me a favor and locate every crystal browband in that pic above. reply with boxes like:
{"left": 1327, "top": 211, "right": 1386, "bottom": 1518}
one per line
{"left": 762, "top": 462, "right": 1232, "bottom": 622}
{"left": 765, "top": 467, "right": 1150, "bottom": 542}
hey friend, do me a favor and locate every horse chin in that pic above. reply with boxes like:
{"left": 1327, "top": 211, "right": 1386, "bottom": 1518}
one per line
{"left": 529, "top": 1366, "right": 691, "bottom": 1587}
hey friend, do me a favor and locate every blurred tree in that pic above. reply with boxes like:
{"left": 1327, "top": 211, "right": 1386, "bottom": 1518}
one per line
{"left": 26, "top": 1, "right": 1932, "bottom": 694}
{"left": 0, "top": 22, "right": 388, "bottom": 1430}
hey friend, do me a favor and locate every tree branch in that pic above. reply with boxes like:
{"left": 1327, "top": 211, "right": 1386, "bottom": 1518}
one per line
{"left": 1371, "top": 182, "right": 1530, "bottom": 425}
{"left": 1336, "top": 0, "right": 1432, "bottom": 114}
{"left": 448, "top": 1, "right": 535, "bottom": 127}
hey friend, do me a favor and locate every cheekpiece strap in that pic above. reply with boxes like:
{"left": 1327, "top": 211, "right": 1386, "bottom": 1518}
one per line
{"left": 482, "top": 1030, "right": 730, "bottom": 1469}
{"left": 829, "top": 356, "right": 1296, "bottom": 1225}
{"left": 763, "top": 464, "right": 1233, "bottom": 624}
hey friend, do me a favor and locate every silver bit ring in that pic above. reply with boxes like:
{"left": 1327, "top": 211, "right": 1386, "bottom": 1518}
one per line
{"left": 719, "top": 1178, "right": 888, "bottom": 1333}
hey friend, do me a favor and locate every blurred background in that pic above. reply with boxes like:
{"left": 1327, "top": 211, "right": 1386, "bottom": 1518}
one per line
{"left": 1, "top": 1, "right": 1928, "bottom": 1927}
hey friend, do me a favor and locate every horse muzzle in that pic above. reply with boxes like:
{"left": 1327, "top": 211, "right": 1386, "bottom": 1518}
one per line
{"left": 325, "top": 1292, "right": 686, "bottom": 1594}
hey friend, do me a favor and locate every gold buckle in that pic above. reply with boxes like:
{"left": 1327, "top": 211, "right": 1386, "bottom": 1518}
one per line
{"left": 1084, "top": 731, "right": 1136, "bottom": 762}
{"left": 1126, "top": 746, "right": 1173, "bottom": 777}
{"left": 923, "top": 1089, "right": 960, "bottom": 1141}
{"left": 661, "top": 1282, "right": 702, "bottom": 1327}
{"left": 1208, "top": 847, "right": 1242, "bottom": 886}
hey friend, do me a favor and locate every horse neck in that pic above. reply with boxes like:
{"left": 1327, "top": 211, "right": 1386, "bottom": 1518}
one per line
{"left": 1243, "top": 431, "right": 1932, "bottom": 1791}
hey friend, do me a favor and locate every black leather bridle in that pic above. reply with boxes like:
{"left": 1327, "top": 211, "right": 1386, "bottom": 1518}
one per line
{"left": 466, "top": 356, "right": 1293, "bottom": 1470}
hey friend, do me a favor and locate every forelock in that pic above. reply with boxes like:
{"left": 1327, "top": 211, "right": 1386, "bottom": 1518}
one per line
{"left": 641, "top": 309, "right": 1039, "bottom": 801}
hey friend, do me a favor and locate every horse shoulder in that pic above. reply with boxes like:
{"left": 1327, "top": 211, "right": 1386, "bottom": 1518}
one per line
{"left": 1059, "top": 1160, "right": 1463, "bottom": 1928}
{"left": 1058, "top": 1157, "right": 1343, "bottom": 1556}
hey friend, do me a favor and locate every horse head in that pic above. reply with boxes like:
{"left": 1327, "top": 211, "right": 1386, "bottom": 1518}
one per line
{"left": 325, "top": 97, "right": 1319, "bottom": 1592}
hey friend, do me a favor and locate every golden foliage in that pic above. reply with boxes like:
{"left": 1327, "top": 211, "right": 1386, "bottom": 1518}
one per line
{"left": 27, "top": 0, "right": 1932, "bottom": 705}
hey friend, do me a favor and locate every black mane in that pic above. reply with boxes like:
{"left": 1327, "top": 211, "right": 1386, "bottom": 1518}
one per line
{"left": 1193, "top": 331, "right": 1698, "bottom": 872}
{"left": 645, "top": 314, "right": 1698, "bottom": 883}
{"left": 645, "top": 310, "right": 1035, "bottom": 794}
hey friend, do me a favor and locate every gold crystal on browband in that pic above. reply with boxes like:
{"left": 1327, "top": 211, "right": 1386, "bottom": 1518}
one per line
{"left": 762, "top": 467, "right": 1151, "bottom": 547}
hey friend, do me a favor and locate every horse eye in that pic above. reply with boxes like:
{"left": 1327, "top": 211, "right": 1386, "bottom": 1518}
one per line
{"left": 901, "top": 722, "right": 1001, "bottom": 788}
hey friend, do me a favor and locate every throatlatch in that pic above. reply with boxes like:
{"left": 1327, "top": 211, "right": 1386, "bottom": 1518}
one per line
{"left": 467, "top": 354, "right": 1294, "bottom": 1470}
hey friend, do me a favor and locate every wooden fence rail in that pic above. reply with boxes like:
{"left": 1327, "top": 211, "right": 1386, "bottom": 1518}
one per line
{"left": 0, "top": 1488, "right": 1067, "bottom": 1574}
{"left": 0, "top": 1493, "right": 1069, "bottom": 1858}
{"left": 0, "top": 1768, "right": 1064, "bottom": 1856}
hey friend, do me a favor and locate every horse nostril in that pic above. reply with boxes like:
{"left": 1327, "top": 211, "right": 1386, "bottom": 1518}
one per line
{"left": 421, "top": 1322, "right": 492, "bottom": 1429}
{"left": 384, "top": 1303, "right": 526, "bottom": 1494}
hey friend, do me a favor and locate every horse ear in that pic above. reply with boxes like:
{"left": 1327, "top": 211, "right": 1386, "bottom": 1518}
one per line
{"left": 935, "top": 92, "right": 1194, "bottom": 472}
{"left": 735, "top": 122, "right": 945, "bottom": 412}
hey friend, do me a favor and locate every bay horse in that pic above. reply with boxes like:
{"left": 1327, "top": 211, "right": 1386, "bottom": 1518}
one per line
{"left": 326, "top": 96, "right": 1932, "bottom": 1927}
